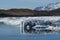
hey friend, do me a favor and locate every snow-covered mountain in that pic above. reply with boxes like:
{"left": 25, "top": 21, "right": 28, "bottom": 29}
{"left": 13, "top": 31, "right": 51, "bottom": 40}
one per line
{"left": 35, "top": 2, "right": 60, "bottom": 11}
{"left": 34, "top": 6, "right": 45, "bottom": 11}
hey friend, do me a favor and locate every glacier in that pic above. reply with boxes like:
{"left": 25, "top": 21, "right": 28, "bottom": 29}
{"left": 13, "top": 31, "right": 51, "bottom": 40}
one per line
{"left": 1, "top": 17, "right": 60, "bottom": 34}
{"left": 23, "top": 17, "right": 60, "bottom": 34}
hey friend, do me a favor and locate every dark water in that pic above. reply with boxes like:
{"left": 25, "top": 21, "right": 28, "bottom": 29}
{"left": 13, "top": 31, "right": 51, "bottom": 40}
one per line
{"left": 21, "top": 34, "right": 60, "bottom": 40}
{"left": 0, "top": 24, "right": 20, "bottom": 40}
{"left": 1, "top": 33, "right": 60, "bottom": 40}
{"left": 0, "top": 24, "right": 60, "bottom": 40}
{"left": 0, "top": 35, "right": 20, "bottom": 40}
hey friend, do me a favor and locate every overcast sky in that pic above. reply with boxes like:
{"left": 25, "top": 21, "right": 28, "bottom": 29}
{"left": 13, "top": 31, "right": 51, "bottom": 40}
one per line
{"left": 0, "top": 0, "right": 60, "bottom": 9}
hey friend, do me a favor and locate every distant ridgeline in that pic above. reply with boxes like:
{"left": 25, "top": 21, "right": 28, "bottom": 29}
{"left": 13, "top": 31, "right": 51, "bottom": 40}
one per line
{"left": 0, "top": 8, "right": 60, "bottom": 17}
{"left": 1, "top": 2, "right": 60, "bottom": 17}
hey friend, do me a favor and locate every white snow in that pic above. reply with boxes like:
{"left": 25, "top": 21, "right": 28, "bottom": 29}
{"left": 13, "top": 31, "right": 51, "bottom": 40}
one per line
{"left": 35, "top": 2, "right": 60, "bottom": 11}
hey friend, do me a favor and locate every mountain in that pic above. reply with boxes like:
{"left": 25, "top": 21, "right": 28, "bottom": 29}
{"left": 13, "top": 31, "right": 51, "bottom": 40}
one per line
{"left": 45, "top": 2, "right": 60, "bottom": 10}
{"left": 0, "top": 9, "right": 35, "bottom": 17}
{"left": 1, "top": 2, "right": 60, "bottom": 17}
{"left": 0, "top": 8, "right": 60, "bottom": 16}
{"left": 34, "top": 6, "right": 45, "bottom": 11}
{"left": 35, "top": 2, "right": 60, "bottom": 11}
